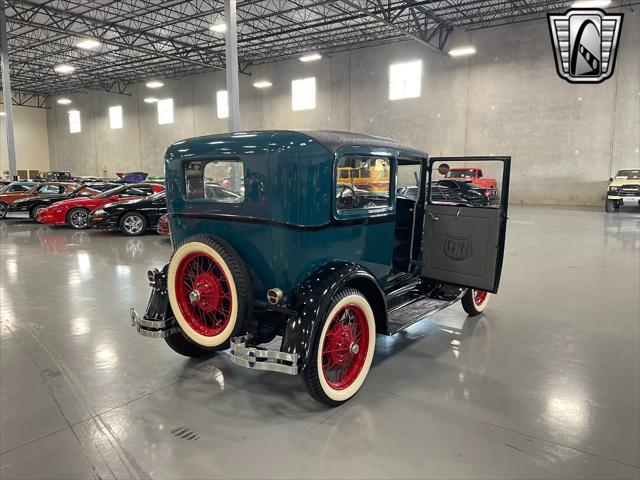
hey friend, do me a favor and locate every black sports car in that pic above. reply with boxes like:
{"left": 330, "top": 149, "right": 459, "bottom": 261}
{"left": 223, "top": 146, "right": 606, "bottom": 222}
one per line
{"left": 90, "top": 192, "right": 167, "bottom": 236}
{"left": 7, "top": 183, "right": 118, "bottom": 220}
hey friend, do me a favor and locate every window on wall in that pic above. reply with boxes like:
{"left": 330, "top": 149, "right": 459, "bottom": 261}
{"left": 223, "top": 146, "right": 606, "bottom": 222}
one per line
{"left": 217, "top": 90, "right": 229, "bottom": 119}
{"left": 389, "top": 60, "right": 422, "bottom": 100}
{"left": 68, "top": 110, "right": 81, "bottom": 134}
{"left": 157, "top": 98, "right": 174, "bottom": 125}
{"left": 109, "top": 106, "right": 123, "bottom": 129}
{"left": 291, "top": 77, "right": 316, "bottom": 111}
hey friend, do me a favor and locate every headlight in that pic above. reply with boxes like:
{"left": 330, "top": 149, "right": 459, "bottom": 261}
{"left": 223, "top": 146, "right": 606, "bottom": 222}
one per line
{"left": 608, "top": 186, "right": 619, "bottom": 192}
{"left": 93, "top": 209, "right": 106, "bottom": 216}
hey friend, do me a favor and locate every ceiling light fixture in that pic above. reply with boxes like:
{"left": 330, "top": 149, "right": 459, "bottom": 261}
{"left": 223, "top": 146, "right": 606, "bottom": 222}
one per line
{"left": 253, "top": 81, "right": 273, "bottom": 88}
{"left": 572, "top": 0, "right": 611, "bottom": 7}
{"left": 146, "top": 80, "right": 164, "bottom": 89}
{"left": 0, "top": 112, "right": 5, "bottom": 117}
{"left": 144, "top": 97, "right": 159, "bottom": 104}
{"left": 57, "top": 98, "right": 72, "bottom": 105}
{"left": 54, "top": 64, "right": 75, "bottom": 74}
{"left": 300, "top": 53, "right": 322, "bottom": 62}
{"left": 448, "top": 46, "right": 476, "bottom": 57}
{"left": 209, "top": 23, "right": 227, "bottom": 33}
{"left": 76, "top": 38, "right": 101, "bottom": 50}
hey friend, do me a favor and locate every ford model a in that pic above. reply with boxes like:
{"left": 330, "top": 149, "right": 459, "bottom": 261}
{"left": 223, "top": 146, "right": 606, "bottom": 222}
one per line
{"left": 131, "top": 131, "right": 510, "bottom": 406}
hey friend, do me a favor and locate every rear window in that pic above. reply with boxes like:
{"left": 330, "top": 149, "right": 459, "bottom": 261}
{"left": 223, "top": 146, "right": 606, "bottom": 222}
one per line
{"left": 185, "top": 160, "right": 244, "bottom": 203}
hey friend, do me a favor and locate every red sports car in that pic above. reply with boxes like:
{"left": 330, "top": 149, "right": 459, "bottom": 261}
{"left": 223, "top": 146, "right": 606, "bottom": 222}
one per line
{"left": 37, "top": 183, "right": 164, "bottom": 229}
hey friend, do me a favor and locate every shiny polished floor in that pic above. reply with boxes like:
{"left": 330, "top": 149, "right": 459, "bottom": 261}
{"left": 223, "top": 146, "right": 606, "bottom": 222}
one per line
{"left": 0, "top": 206, "right": 638, "bottom": 479}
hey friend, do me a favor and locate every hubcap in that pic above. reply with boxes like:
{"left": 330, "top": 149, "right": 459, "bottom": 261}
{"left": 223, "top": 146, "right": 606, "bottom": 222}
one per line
{"left": 0, "top": 205, "right": 6, "bottom": 218}
{"left": 71, "top": 210, "right": 88, "bottom": 228}
{"left": 321, "top": 304, "right": 369, "bottom": 390}
{"left": 175, "top": 251, "right": 233, "bottom": 336}
{"left": 124, "top": 215, "right": 143, "bottom": 233}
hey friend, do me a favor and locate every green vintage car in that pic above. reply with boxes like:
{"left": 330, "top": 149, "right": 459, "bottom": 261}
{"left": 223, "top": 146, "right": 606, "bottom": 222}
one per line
{"left": 131, "top": 130, "right": 511, "bottom": 406}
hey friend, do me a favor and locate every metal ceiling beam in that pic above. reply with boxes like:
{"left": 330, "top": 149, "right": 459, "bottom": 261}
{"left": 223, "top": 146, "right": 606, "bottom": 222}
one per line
{"left": 4, "top": 0, "right": 636, "bottom": 101}
{"left": 340, "top": 0, "right": 453, "bottom": 52}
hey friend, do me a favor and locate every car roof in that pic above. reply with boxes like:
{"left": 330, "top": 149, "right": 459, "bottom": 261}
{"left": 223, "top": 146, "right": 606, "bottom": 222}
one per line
{"left": 169, "top": 130, "right": 428, "bottom": 160}
{"left": 297, "top": 130, "right": 427, "bottom": 158}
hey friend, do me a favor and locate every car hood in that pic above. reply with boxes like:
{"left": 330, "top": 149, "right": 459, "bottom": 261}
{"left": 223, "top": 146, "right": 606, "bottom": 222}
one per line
{"left": 609, "top": 178, "right": 640, "bottom": 187}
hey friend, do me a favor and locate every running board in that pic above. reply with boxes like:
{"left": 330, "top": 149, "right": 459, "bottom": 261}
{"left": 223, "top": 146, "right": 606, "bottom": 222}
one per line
{"left": 386, "top": 292, "right": 463, "bottom": 335}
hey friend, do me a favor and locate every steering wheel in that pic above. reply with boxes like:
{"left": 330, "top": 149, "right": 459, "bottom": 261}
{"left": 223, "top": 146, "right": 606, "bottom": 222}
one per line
{"left": 338, "top": 184, "right": 357, "bottom": 207}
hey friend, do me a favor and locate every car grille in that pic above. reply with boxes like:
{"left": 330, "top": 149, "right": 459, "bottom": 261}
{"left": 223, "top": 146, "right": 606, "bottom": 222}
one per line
{"left": 618, "top": 184, "right": 640, "bottom": 196}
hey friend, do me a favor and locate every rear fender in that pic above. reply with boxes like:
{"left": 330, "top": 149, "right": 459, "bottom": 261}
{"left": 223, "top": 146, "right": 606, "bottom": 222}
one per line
{"left": 281, "top": 261, "right": 387, "bottom": 371}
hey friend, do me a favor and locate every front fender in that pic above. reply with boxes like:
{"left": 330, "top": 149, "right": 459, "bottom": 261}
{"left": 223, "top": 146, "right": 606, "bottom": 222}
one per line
{"left": 281, "top": 261, "right": 386, "bottom": 371}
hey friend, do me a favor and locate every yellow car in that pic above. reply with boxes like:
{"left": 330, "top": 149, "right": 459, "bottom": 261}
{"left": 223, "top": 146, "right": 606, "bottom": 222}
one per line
{"left": 606, "top": 169, "right": 640, "bottom": 212}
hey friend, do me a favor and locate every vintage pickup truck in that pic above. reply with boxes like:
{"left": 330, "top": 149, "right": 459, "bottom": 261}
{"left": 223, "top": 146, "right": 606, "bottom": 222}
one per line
{"left": 444, "top": 167, "right": 497, "bottom": 190}
{"left": 130, "top": 130, "right": 510, "bottom": 407}
{"left": 606, "top": 169, "right": 640, "bottom": 212}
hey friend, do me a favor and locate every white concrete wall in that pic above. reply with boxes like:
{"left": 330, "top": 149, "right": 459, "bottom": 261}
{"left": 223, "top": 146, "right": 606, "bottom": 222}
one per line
{"left": 46, "top": 10, "right": 639, "bottom": 205}
{"left": 1, "top": 105, "right": 50, "bottom": 176}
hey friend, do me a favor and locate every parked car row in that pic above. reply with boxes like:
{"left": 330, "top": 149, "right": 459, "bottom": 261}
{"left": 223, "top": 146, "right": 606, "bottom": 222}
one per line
{"left": 1, "top": 181, "right": 167, "bottom": 236}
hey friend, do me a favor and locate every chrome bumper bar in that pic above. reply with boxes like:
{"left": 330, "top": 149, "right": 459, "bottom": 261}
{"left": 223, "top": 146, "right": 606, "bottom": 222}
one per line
{"left": 228, "top": 335, "right": 299, "bottom": 375}
{"left": 130, "top": 308, "right": 180, "bottom": 338}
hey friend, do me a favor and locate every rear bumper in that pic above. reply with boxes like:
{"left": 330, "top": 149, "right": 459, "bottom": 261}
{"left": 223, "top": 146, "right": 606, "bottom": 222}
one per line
{"left": 229, "top": 336, "right": 299, "bottom": 375}
{"left": 130, "top": 308, "right": 179, "bottom": 338}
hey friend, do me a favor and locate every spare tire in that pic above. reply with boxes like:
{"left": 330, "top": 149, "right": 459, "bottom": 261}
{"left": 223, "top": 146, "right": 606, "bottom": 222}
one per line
{"left": 167, "top": 234, "right": 251, "bottom": 349}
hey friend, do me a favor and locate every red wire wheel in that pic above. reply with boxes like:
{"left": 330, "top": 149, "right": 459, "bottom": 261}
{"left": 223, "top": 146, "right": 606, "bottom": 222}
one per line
{"left": 321, "top": 304, "right": 370, "bottom": 390}
{"left": 461, "top": 288, "right": 491, "bottom": 316}
{"left": 167, "top": 235, "right": 251, "bottom": 350}
{"left": 473, "top": 289, "right": 488, "bottom": 307}
{"left": 174, "top": 251, "right": 233, "bottom": 337}
{"left": 303, "top": 288, "right": 376, "bottom": 406}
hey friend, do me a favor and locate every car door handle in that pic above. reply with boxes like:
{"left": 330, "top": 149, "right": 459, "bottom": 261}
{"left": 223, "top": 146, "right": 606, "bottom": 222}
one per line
{"left": 429, "top": 213, "right": 439, "bottom": 221}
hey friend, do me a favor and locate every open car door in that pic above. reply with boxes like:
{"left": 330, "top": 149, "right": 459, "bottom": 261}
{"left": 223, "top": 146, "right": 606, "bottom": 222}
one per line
{"left": 421, "top": 156, "right": 510, "bottom": 293}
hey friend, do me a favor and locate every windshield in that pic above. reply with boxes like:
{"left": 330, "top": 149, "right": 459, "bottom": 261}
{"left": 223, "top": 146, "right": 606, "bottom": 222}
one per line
{"left": 71, "top": 186, "right": 99, "bottom": 196}
{"left": 615, "top": 170, "right": 640, "bottom": 180}
{"left": 149, "top": 191, "right": 166, "bottom": 200}
{"left": 95, "top": 185, "right": 125, "bottom": 198}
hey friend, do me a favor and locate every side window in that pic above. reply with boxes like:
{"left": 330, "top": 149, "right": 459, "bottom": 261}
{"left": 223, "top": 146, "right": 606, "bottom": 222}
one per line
{"left": 185, "top": 160, "right": 244, "bottom": 203}
{"left": 39, "top": 185, "right": 58, "bottom": 194}
{"left": 336, "top": 155, "right": 391, "bottom": 212}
